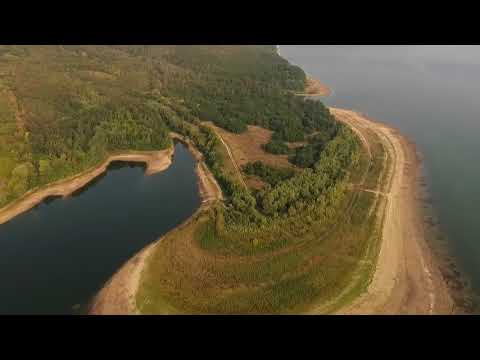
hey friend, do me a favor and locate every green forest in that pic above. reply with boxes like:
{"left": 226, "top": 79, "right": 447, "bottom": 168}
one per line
{"left": 0, "top": 45, "right": 379, "bottom": 314}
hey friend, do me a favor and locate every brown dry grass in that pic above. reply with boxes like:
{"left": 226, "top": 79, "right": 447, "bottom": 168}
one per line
{"left": 205, "top": 122, "right": 293, "bottom": 169}
{"left": 245, "top": 177, "right": 266, "bottom": 190}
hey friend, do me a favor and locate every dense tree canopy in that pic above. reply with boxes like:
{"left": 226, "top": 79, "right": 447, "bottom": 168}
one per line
{"left": 0, "top": 45, "right": 352, "bottom": 228}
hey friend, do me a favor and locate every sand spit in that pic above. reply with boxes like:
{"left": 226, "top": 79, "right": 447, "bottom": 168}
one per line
{"left": 89, "top": 136, "right": 223, "bottom": 315}
{"left": 296, "top": 77, "right": 332, "bottom": 97}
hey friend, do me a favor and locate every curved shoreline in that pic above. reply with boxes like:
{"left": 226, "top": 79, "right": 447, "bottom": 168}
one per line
{"left": 0, "top": 147, "right": 174, "bottom": 226}
{"left": 88, "top": 136, "right": 223, "bottom": 315}
{"left": 330, "top": 108, "right": 454, "bottom": 314}
{"left": 276, "top": 46, "right": 331, "bottom": 97}
{"left": 90, "top": 107, "right": 455, "bottom": 315}
{"left": 276, "top": 47, "right": 456, "bottom": 313}
{"left": 89, "top": 49, "right": 455, "bottom": 315}
{"left": 0, "top": 132, "right": 223, "bottom": 314}
{"left": 296, "top": 77, "right": 332, "bottom": 97}
{"left": 90, "top": 107, "right": 456, "bottom": 315}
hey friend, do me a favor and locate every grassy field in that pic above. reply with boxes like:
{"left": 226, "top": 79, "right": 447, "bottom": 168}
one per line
{"left": 207, "top": 123, "right": 293, "bottom": 169}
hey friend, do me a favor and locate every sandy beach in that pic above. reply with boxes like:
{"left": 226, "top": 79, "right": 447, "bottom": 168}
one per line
{"left": 331, "top": 108, "right": 454, "bottom": 314}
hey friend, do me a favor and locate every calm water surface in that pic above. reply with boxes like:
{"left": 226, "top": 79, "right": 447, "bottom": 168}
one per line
{"left": 0, "top": 143, "right": 200, "bottom": 314}
{"left": 282, "top": 45, "right": 480, "bottom": 297}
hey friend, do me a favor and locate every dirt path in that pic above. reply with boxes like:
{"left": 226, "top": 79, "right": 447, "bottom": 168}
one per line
{"left": 330, "top": 108, "right": 454, "bottom": 314}
{"left": 207, "top": 126, "right": 248, "bottom": 190}
{"left": 0, "top": 148, "right": 174, "bottom": 226}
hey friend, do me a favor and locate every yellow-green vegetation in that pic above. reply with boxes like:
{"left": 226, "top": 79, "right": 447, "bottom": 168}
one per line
{"left": 362, "top": 127, "right": 390, "bottom": 192}
{"left": 137, "top": 122, "right": 390, "bottom": 314}
{"left": 0, "top": 80, "right": 24, "bottom": 203}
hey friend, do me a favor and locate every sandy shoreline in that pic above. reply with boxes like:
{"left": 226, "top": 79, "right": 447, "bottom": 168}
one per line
{"left": 0, "top": 148, "right": 174, "bottom": 226}
{"left": 331, "top": 108, "right": 454, "bottom": 314}
{"left": 275, "top": 46, "right": 331, "bottom": 97}
{"left": 171, "top": 132, "right": 224, "bottom": 203}
{"left": 88, "top": 135, "right": 223, "bottom": 315}
{"left": 297, "top": 77, "right": 332, "bottom": 97}
{"left": 275, "top": 44, "right": 456, "bottom": 313}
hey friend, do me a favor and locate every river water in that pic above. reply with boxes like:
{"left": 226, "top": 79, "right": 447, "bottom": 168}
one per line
{"left": 281, "top": 45, "right": 480, "bottom": 300}
{"left": 0, "top": 142, "right": 200, "bottom": 314}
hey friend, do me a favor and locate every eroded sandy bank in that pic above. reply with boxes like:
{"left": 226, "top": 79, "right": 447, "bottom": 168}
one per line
{"left": 0, "top": 148, "right": 174, "bottom": 226}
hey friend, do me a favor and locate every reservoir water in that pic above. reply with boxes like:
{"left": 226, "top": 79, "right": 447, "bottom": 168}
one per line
{"left": 0, "top": 142, "right": 200, "bottom": 314}
{"left": 281, "top": 45, "right": 480, "bottom": 300}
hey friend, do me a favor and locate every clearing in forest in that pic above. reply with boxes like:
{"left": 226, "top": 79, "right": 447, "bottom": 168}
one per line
{"left": 205, "top": 122, "right": 293, "bottom": 168}
{"left": 203, "top": 122, "right": 297, "bottom": 190}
